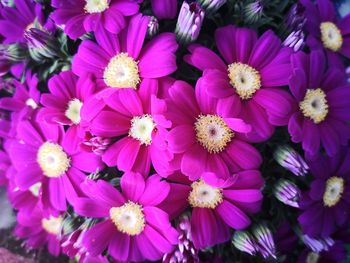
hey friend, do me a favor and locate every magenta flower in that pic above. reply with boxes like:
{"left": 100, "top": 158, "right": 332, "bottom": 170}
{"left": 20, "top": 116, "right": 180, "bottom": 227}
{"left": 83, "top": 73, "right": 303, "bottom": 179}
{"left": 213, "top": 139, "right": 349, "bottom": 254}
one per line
{"left": 14, "top": 206, "right": 63, "bottom": 256}
{"left": 165, "top": 80, "right": 262, "bottom": 180}
{"left": 302, "top": 0, "right": 350, "bottom": 64}
{"left": 0, "top": 149, "right": 10, "bottom": 186}
{"left": 288, "top": 50, "right": 350, "bottom": 157}
{"left": 0, "top": 0, "right": 46, "bottom": 44}
{"left": 38, "top": 71, "right": 97, "bottom": 151}
{"left": 163, "top": 171, "right": 263, "bottom": 249}
{"left": 86, "top": 81, "right": 172, "bottom": 176}
{"left": 150, "top": 0, "right": 177, "bottom": 20}
{"left": 51, "top": 0, "right": 139, "bottom": 40}
{"left": 72, "top": 14, "right": 178, "bottom": 92}
{"left": 185, "top": 25, "right": 293, "bottom": 142}
{"left": 73, "top": 173, "right": 178, "bottom": 262}
{"left": 8, "top": 120, "right": 104, "bottom": 212}
{"left": 298, "top": 147, "right": 350, "bottom": 238}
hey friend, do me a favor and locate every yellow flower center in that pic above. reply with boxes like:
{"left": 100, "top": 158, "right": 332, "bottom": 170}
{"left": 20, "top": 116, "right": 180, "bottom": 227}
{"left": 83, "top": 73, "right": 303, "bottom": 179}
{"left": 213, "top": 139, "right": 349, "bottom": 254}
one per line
{"left": 65, "top": 98, "right": 83, "bottom": 125}
{"left": 323, "top": 176, "right": 344, "bottom": 207}
{"left": 84, "top": 0, "right": 109, "bottom": 13}
{"left": 320, "top": 22, "right": 343, "bottom": 52}
{"left": 129, "top": 114, "right": 156, "bottom": 146}
{"left": 188, "top": 180, "right": 223, "bottom": 209}
{"left": 228, "top": 62, "right": 261, "bottom": 100}
{"left": 29, "top": 182, "right": 42, "bottom": 197}
{"left": 194, "top": 114, "right": 233, "bottom": 154}
{"left": 37, "top": 142, "right": 70, "bottom": 178}
{"left": 306, "top": 252, "right": 319, "bottom": 263}
{"left": 103, "top": 53, "right": 140, "bottom": 89}
{"left": 299, "top": 88, "right": 329, "bottom": 124}
{"left": 109, "top": 201, "right": 145, "bottom": 236}
{"left": 42, "top": 216, "right": 63, "bottom": 235}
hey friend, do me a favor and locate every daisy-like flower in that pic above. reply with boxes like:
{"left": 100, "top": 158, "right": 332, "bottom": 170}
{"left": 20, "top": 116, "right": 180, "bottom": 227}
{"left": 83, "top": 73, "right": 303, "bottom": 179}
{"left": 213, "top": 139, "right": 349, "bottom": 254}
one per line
{"left": 160, "top": 170, "right": 264, "bottom": 249}
{"left": 8, "top": 120, "right": 104, "bottom": 213}
{"left": 51, "top": 0, "right": 139, "bottom": 39}
{"left": 14, "top": 206, "right": 63, "bottom": 256}
{"left": 73, "top": 173, "right": 178, "bottom": 262}
{"left": 288, "top": 50, "right": 350, "bottom": 157}
{"left": 38, "top": 71, "right": 97, "bottom": 151}
{"left": 72, "top": 14, "right": 178, "bottom": 92}
{"left": 185, "top": 25, "right": 293, "bottom": 142}
{"left": 0, "top": 0, "right": 48, "bottom": 44}
{"left": 301, "top": 0, "right": 350, "bottom": 63}
{"left": 165, "top": 80, "right": 262, "bottom": 180}
{"left": 298, "top": 147, "right": 350, "bottom": 238}
{"left": 0, "top": 71, "right": 40, "bottom": 135}
{"left": 86, "top": 81, "right": 172, "bottom": 176}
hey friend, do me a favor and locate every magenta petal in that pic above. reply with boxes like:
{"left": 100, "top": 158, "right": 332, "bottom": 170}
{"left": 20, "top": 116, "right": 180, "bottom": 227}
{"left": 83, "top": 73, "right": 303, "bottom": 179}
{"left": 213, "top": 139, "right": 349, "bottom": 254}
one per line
{"left": 74, "top": 197, "right": 111, "bottom": 218}
{"left": 82, "top": 220, "right": 116, "bottom": 256}
{"left": 202, "top": 70, "right": 234, "bottom": 99}
{"left": 134, "top": 231, "right": 163, "bottom": 261}
{"left": 224, "top": 118, "right": 251, "bottom": 133}
{"left": 121, "top": 172, "right": 145, "bottom": 202}
{"left": 117, "top": 138, "right": 141, "bottom": 172}
{"left": 181, "top": 144, "right": 207, "bottom": 181}
{"left": 15, "top": 164, "right": 43, "bottom": 190}
{"left": 126, "top": 14, "right": 149, "bottom": 58}
{"left": 108, "top": 231, "right": 130, "bottom": 261}
{"left": 17, "top": 121, "right": 44, "bottom": 146}
{"left": 302, "top": 119, "right": 321, "bottom": 155}
{"left": 139, "top": 175, "right": 170, "bottom": 206}
{"left": 320, "top": 122, "right": 340, "bottom": 156}
{"left": 226, "top": 140, "right": 262, "bottom": 170}
{"left": 91, "top": 110, "right": 130, "bottom": 137}
{"left": 223, "top": 189, "right": 262, "bottom": 213}
{"left": 232, "top": 170, "right": 264, "bottom": 189}
{"left": 215, "top": 25, "right": 238, "bottom": 64}
{"left": 216, "top": 200, "right": 251, "bottom": 230}
{"left": 167, "top": 125, "right": 195, "bottom": 153}
{"left": 49, "top": 177, "right": 67, "bottom": 211}
{"left": 143, "top": 225, "right": 175, "bottom": 253}
{"left": 72, "top": 151, "right": 104, "bottom": 173}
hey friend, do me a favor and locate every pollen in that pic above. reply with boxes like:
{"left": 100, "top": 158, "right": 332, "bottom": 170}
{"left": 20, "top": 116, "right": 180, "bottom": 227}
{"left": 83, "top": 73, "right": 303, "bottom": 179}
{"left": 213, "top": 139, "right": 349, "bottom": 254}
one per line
{"left": 109, "top": 201, "right": 145, "bottom": 236}
{"left": 42, "top": 216, "right": 63, "bottom": 235}
{"left": 228, "top": 62, "right": 261, "bottom": 100}
{"left": 29, "top": 182, "right": 42, "bottom": 197}
{"left": 84, "top": 0, "right": 109, "bottom": 13}
{"left": 37, "top": 142, "right": 70, "bottom": 178}
{"left": 299, "top": 88, "right": 328, "bottom": 124}
{"left": 188, "top": 180, "right": 223, "bottom": 209}
{"left": 65, "top": 98, "right": 83, "bottom": 124}
{"left": 323, "top": 176, "right": 344, "bottom": 207}
{"left": 320, "top": 22, "right": 343, "bottom": 52}
{"left": 103, "top": 53, "right": 140, "bottom": 89}
{"left": 194, "top": 114, "right": 233, "bottom": 154}
{"left": 129, "top": 114, "right": 156, "bottom": 145}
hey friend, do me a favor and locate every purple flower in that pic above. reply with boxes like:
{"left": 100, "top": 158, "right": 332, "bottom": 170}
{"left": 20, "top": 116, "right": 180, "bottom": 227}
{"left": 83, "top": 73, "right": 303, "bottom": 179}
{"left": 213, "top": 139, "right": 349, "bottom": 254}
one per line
{"left": 72, "top": 14, "right": 178, "bottom": 91}
{"left": 288, "top": 50, "right": 350, "bottom": 157}
{"left": 51, "top": 0, "right": 140, "bottom": 40}
{"left": 274, "top": 145, "right": 309, "bottom": 176}
{"left": 232, "top": 231, "right": 258, "bottom": 256}
{"left": 298, "top": 147, "right": 350, "bottom": 237}
{"left": 253, "top": 224, "right": 276, "bottom": 259}
{"left": 274, "top": 179, "right": 301, "bottom": 208}
{"left": 150, "top": 0, "right": 177, "bottom": 20}
{"left": 165, "top": 80, "right": 262, "bottom": 180}
{"left": 303, "top": 235, "right": 334, "bottom": 253}
{"left": 185, "top": 25, "right": 293, "bottom": 142}
{"left": 73, "top": 173, "right": 178, "bottom": 262}
{"left": 283, "top": 30, "right": 305, "bottom": 52}
{"left": 14, "top": 206, "right": 63, "bottom": 256}
{"left": 175, "top": 1, "right": 204, "bottom": 45}
{"left": 244, "top": 1, "right": 263, "bottom": 23}
{"left": 0, "top": 148, "right": 10, "bottom": 186}
{"left": 7, "top": 120, "right": 104, "bottom": 213}
{"left": 274, "top": 223, "right": 298, "bottom": 255}
{"left": 302, "top": 0, "right": 350, "bottom": 61}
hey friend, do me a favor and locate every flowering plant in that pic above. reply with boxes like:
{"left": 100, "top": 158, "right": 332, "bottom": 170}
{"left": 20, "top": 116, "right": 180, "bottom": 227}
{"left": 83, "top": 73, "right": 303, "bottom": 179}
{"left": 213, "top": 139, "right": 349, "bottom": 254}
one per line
{"left": 0, "top": 0, "right": 350, "bottom": 262}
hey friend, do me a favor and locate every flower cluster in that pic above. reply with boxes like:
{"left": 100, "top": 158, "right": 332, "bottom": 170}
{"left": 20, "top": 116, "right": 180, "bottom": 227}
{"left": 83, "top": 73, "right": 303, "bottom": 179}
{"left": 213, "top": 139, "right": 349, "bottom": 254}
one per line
{"left": 0, "top": 0, "right": 349, "bottom": 262}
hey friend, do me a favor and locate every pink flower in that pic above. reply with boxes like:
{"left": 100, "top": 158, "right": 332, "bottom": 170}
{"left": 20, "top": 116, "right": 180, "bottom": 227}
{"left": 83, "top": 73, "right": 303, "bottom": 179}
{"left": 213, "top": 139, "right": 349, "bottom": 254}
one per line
{"left": 72, "top": 14, "right": 178, "bottom": 92}
{"left": 150, "top": 0, "right": 178, "bottom": 20}
{"left": 185, "top": 25, "right": 293, "bottom": 142}
{"left": 165, "top": 80, "right": 262, "bottom": 180}
{"left": 51, "top": 0, "right": 140, "bottom": 39}
{"left": 73, "top": 173, "right": 178, "bottom": 262}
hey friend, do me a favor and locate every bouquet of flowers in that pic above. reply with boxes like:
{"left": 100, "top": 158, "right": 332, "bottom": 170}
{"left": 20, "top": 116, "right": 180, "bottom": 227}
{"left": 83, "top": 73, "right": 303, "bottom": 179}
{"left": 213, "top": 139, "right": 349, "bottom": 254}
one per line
{"left": 0, "top": 0, "right": 350, "bottom": 262}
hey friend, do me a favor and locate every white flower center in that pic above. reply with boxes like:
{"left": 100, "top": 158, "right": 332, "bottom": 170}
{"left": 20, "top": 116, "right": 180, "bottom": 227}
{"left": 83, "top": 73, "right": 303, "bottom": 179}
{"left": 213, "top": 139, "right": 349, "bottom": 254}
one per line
{"left": 103, "top": 53, "right": 140, "bottom": 89}
{"left": 65, "top": 98, "right": 83, "bottom": 125}
{"left": 194, "top": 114, "right": 233, "bottom": 154}
{"left": 323, "top": 176, "right": 344, "bottom": 207}
{"left": 188, "top": 180, "right": 223, "bottom": 209}
{"left": 129, "top": 114, "right": 156, "bottom": 145}
{"left": 306, "top": 252, "right": 319, "bottom": 263}
{"left": 109, "top": 201, "right": 145, "bottom": 236}
{"left": 228, "top": 62, "right": 261, "bottom": 100}
{"left": 299, "top": 88, "right": 328, "bottom": 124}
{"left": 25, "top": 98, "right": 38, "bottom": 109}
{"left": 42, "top": 216, "right": 63, "bottom": 235}
{"left": 37, "top": 142, "right": 70, "bottom": 178}
{"left": 84, "top": 0, "right": 109, "bottom": 13}
{"left": 29, "top": 182, "right": 42, "bottom": 197}
{"left": 320, "top": 22, "right": 343, "bottom": 52}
